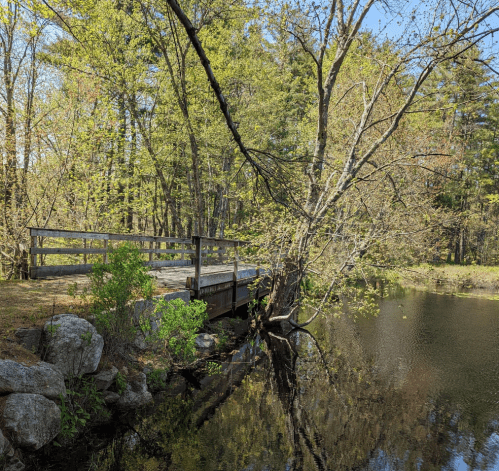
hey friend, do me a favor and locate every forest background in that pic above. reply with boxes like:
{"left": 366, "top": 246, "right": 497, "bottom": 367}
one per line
{"left": 1, "top": 0, "right": 499, "bottom": 310}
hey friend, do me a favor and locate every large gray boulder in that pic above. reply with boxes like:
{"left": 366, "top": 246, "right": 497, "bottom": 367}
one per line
{"left": 44, "top": 314, "right": 104, "bottom": 377}
{"left": 3, "top": 394, "right": 61, "bottom": 450}
{"left": 117, "top": 373, "right": 152, "bottom": 409}
{"left": 0, "top": 360, "right": 66, "bottom": 400}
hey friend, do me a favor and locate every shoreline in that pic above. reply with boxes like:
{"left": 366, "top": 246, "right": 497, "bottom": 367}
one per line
{"left": 382, "top": 264, "right": 499, "bottom": 301}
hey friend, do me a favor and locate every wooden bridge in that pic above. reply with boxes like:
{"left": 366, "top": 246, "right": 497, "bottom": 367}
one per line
{"left": 28, "top": 227, "right": 271, "bottom": 319}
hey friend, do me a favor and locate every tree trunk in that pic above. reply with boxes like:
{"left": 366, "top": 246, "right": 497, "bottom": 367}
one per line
{"left": 4, "top": 59, "right": 17, "bottom": 231}
{"left": 117, "top": 93, "right": 127, "bottom": 227}
{"left": 127, "top": 97, "right": 137, "bottom": 231}
{"left": 149, "top": 28, "right": 205, "bottom": 235}
{"left": 210, "top": 154, "right": 231, "bottom": 237}
{"left": 21, "top": 44, "right": 37, "bottom": 208}
{"left": 167, "top": 0, "right": 499, "bottom": 325}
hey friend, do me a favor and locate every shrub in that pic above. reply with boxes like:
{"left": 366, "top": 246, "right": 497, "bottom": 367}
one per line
{"left": 143, "top": 298, "right": 208, "bottom": 364}
{"left": 56, "top": 376, "right": 108, "bottom": 445}
{"left": 146, "top": 368, "right": 169, "bottom": 391}
{"left": 209, "top": 320, "right": 230, "bottom": 351}
{"left": 115, "top": 371, "right": 127, "bottom": 395}
{"left": 88, "top": 243, "right": 153, "bottom": 357}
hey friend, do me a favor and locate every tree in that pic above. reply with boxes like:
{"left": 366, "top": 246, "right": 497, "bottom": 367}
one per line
{"left": 0, "top": 0, "right": 48, "bottom": 278}
{"left": 166, "top": 0, "right": 499, "bottom": 325}
{"left": 430, "top": 50, "right": 499, "bottom": 264}
{"left": 45, "top": 0, "right": 280, "bottom": 238}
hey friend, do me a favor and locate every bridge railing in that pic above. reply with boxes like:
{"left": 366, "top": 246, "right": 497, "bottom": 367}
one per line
{"left": 28, "top": 228, "right": 227, "bottom": 279}
{"left": 29, "top": 227, "right": 199, "bottom": 278}
{"left": 189, "top": 236, "right": 265, "bottom": 314}
{"left": 190, "top": 236, "right": 251, "bottom": 291}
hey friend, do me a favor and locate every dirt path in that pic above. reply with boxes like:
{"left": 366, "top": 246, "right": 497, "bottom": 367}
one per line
{"left": 0, "top": 274, "right": 177, "bottom": 362}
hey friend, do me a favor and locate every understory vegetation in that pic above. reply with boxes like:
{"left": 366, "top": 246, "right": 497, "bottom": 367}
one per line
{"left": 56, "top": 375, "right": 109, "bottom": 445}
{"left": 141, "top": 297, "right": 208, "bottom": 363}
{"left": 384, "top": 264, "right": 499, "bottom": 298}
{"left": 88, "top": 243, "right": 153, "bottom": 358}
{"left": 82, "top": 243, "right": 211, "bottom": 367}
{"left": 49, "top": 243, "right": 224, "bottom": 445}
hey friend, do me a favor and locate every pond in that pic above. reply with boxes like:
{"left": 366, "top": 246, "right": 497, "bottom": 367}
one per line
{"left": 64, "top": 290, "right": 499, "bottom": 470}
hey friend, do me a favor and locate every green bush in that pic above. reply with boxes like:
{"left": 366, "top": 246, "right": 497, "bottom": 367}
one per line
{"left": 146, "top": 368, "right": 169, "bottom": 391}
{"left": 56, "top": 376, "right": 108, "bottom": 445}
{"left": 209, "top": 320, "right": 230, "bottom": 351}
{"left": 142, "top": 298, "right": 208, "bottom": 364}
{"left": 115, "top": 371, "right": 127, "bottom": 395}
{"left": 88, "top": 243, "right": 153, "bottom": 356}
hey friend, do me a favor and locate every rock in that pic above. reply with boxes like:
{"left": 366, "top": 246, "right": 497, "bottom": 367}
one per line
{"left": 0, "top": 360, "right": 66, "bottom": 400}
{"left": 133, "top": 291, "right": 190, "bottom": 324}
{"left": 0, "top": 429, "right": 14, "bottom": 458}
{"left": 164, "top": 375, "right": 187, "bottom": 397}
{"left": 133, "top": 332, "right": 148, "bottom": 351}
{"left": 14, "top": 328, "right": 42, "bottom": 354}
{"left": 43, "top": 315, "right": 104, "bottom": 377}
{"left": 133, "top": 299, "right": 154, "bottom": 323}
{"left": 93, "top": 366, "right": 118, "bottom": 391}
{"left": 195, "top": 333, "right": 216, "bottom": 352}
{"left": 117, "top": 373, "right": 152, "bottom": 409}
{"left": 50, "top": 314, "right": 78, "bottom": 321}
{"left": 102, "top": 391, "right": 120, "bottom": 404}
{"left": 0, "top": 434, "right": 22, "bottom": 471}
{"left": 5, "top": 457, "right": 26, "bottom": 471}
{"left": 3, "top": 394, "right": 61, "bottom": 450}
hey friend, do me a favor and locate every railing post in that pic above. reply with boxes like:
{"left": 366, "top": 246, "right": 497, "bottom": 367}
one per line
{"left": 149, "top": 240, "right": 154, "bottom": 263}
{"left": 232, "top": 242, "right": 239, "bottom": 313}
{"left": 30, "top": 231, "right": 37, "bottom": 279}
{"left": 156, "top": 239, "right": 161, "bottom": 261}
{"left": 193, "top": 236, "right": 202, "bottom": 298}
{"left": 83, "top": 239, "right": 87, "bottom": 265}
{"left": 103, "top": 239, "right": 109, "bottom": 264}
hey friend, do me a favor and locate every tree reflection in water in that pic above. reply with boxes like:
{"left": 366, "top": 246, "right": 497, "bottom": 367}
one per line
{"left": 91, "top": 314, "right": 499, "bottom": 471}
{"left": 263, "top": 321, "right": 499, "bottom": 471}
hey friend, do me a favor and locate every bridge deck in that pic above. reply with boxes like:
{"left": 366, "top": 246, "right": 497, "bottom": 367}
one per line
{"left": 149, "top": 264, "right": 256, "bottom": 290}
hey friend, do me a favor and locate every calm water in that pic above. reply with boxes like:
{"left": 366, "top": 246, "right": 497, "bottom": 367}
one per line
{"left": 94, "top": 290, "right": 499, "bottom": 471}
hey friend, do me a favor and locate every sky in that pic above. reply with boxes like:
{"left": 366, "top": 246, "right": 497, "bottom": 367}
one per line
{"left": 361, "top": 0, "right": 499, "bottom": 72}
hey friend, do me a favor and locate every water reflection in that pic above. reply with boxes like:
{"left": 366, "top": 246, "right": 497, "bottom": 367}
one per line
{"left": 93, "top": 291, "right": 499, "bottom": 471}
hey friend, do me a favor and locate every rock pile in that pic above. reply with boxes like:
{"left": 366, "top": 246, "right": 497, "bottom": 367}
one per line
{"left": 0, "top": 314, "right": 153, "bottom": 470}
{"left": 0, "top": 299, "right": 213, "bottom": 470}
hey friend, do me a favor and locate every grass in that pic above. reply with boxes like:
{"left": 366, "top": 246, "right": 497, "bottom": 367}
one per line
{"left": 385, "top": 264, "right": 499, "bottom": 300}
{"left": 412, "top": 264, "right": 499, "bottom": 288}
